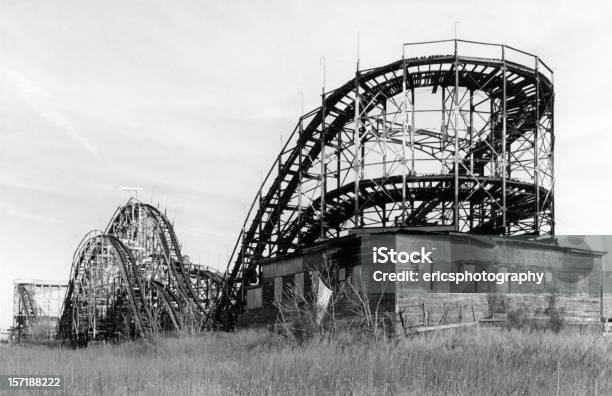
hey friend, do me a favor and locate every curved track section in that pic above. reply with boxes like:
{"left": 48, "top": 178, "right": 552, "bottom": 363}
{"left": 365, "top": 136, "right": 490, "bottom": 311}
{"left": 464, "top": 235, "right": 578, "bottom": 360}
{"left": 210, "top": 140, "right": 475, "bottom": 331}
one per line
{"left": 288, "top": 175, "right": 551, "bottom": 244}
{"left": 105, "top": 199, "right": 211, "bottom": 318}
{"left": 57, "top": 200, "right": 223, "bottom": 342}
{"left": 57, "top": 231, "right": 156, "bottom": 341}
{"left": 217, "top": 40, "right": 555, "bottom": 326}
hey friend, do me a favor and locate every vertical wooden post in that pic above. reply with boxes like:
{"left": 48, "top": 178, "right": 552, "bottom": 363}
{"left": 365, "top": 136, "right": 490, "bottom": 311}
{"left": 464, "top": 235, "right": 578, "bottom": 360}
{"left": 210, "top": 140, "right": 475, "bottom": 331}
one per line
{"left": 453, "top": 39, "right": 460, "bottom": 231}
{"left": 297, "top": 118, "right": 303, "bottom": 246}
{"left": 277, "top": 152, "right": 282, "bottom": 252}
{"left": 501, "top": 45, "right": 508, "bottom": 234}
{"left": 320, "top": 89, "right": 326, "bottom": 240}
{"left": 534, "top": 56, "right": 540, "bottom": 233}
{"left": 401, "top": 60, "right": 408, "bottom": 225}
{"left": 354, "top": 68, "right": 361, "bottom": 227}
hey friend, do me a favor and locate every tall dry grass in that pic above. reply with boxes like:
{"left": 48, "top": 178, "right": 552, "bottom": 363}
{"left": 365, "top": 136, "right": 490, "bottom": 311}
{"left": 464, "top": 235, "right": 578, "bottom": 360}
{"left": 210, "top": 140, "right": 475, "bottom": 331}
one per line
{"left": 1, "top": 328, "right": 611, "bottom": 395}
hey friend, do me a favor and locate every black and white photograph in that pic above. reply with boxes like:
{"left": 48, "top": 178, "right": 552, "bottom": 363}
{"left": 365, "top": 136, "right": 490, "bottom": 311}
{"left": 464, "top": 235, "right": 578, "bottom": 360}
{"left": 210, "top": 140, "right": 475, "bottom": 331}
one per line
{"left": 1, "top": 1, "right": 612, "bottom": 395}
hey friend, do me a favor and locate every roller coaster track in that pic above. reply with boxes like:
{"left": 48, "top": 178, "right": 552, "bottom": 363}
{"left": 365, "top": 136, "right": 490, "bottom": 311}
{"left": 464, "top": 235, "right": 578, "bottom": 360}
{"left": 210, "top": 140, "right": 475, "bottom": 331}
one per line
{"left": 56, "top": 232, "right": 150, "bottom": 340}
{"left": 215, "top": 40, "right": 555, "bottom": 327}
{"left": 150, "top": 280, "right": 181, "bottom": 330}
{"left": 55, "top": 41, "right": 556, "bottom": 333}
{"left": 283, "top": 175, "right": 550, "bottom": 245}
{"left": 106, "top": 235, "right": 154, "bottom": 337}
{"left": 105, "top": 200, "right": 209, "bottom": 318}
{"left": 57, "top": 200, "right": 223, "bottom": 342}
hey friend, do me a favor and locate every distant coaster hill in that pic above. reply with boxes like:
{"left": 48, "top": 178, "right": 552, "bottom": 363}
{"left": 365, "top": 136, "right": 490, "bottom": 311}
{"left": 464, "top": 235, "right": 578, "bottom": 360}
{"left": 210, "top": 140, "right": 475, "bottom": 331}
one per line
{"left": 53, "top": 199, "right": 223, "bottom": 344}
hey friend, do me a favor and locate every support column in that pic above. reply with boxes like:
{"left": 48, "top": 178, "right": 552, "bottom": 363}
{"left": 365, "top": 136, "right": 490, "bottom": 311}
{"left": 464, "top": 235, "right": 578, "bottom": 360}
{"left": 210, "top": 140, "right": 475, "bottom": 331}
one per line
{"left": 534, "top": 57, "right": 540, "bottom": 234}
{"left": 320, "top": 90, "right": 327, "bottom": 240}
{"left": 469, "top": 90, "right": 474, "bottom": 230}
{"left": 410, "top": 82, "right": 416, "bottom": 173}
{"left": 277, "top": 153, "right": 282, "bottom": 252}
{"left": 336, "top": 116, "right": 342, "bottom": 237}
{"left": 453, "top": 39, "right": 460, "bottom": 231}
{"left": 382, "top": 100, "right": 388, "bottom": 178}
{"left": 469, "top": 90, "right": 474, "bottom": 174}
{"left": 382, "top": 99, "right": 388, "bottom": 228}
{"left": 297, "top": 118, "right": 303, "bottom": 245}
{"left": 441, "top": 88, "right": 447, "bottom": 172}
{"left": 490, "top": 99, "right": 496, "bottom": 178}
{"left": 550, "top": 72, "right": 555, "bottom": 235}
{"left": 501, "top": 46, "right": 508, "bottom": 234}
{"left": 257, "top": 186, "right": 263, "bottom": 256}
{"left": 353, "top": 69, "right": 361, "bottom": 228}
{"left": 401, "top": 60, "right": 408, "bottom": 225}
{"left": 241, "top": 225, "right": 246, "bottom": 298}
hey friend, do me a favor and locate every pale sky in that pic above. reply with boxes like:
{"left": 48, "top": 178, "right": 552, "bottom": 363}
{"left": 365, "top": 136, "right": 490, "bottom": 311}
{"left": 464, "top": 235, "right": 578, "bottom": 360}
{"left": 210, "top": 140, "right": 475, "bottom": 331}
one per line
{"left": 1, "top": 0, "right": 611, "bottom": 328}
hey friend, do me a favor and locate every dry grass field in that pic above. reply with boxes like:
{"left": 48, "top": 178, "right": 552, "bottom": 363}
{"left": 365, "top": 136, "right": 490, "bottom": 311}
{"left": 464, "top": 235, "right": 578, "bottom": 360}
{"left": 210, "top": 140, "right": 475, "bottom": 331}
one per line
{"left": 1, "top": 328, "right": 612, "bottom": 395}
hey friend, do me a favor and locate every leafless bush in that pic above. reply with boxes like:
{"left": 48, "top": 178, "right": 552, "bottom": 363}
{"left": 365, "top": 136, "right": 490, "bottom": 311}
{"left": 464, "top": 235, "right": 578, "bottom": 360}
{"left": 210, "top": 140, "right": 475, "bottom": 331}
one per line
{"left": 273, "top": 259, "right": 341, "bottom": 345}
{"left": 274, "top": 255, "right": 392, "bottom": 345}
{"left": 175, "top": 303, "right": 208, "bottom": 335}
{"left": 340, "top": 277, "right": 394, "bottom": 341}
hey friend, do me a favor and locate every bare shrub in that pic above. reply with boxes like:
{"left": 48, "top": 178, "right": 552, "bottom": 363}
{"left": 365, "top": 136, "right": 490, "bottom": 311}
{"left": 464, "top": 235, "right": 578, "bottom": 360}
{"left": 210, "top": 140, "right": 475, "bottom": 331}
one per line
{"left": 340, "top": 278, "right": 394, "bottom": 342}
{"left": 273, "top": 261, "right": 341, "bottom": 345}
{"left": 275, "top": 255, "right": 392, "bottom": 345}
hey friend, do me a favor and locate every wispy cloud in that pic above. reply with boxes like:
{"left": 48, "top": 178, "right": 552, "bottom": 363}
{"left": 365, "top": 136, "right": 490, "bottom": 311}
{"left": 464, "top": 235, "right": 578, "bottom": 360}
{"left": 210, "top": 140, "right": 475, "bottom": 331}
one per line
{"left": 0, "top": 200, "right": 56, "bottom": 223}
{"left": 0, "top": 63, "right": 99, "bottom": 157}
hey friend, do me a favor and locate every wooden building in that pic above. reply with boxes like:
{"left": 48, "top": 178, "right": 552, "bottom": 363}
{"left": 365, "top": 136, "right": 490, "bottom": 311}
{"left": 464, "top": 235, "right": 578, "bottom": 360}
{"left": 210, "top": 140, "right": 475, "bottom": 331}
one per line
{"left": 238, "top": 230, "right": 610, "bottom": 333}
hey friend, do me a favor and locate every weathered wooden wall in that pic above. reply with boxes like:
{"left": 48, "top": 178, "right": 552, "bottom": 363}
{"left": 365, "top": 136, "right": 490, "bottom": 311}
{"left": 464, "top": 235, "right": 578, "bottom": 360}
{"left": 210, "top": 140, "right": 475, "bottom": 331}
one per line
{"left": 238, "top": 232, "right": 610, "bottom": 330}
{"left": 362, "top": 233, "right": 610, "bottom": 329}
{"left": 395, "top": 292, "right": 601, "bottom": 327}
